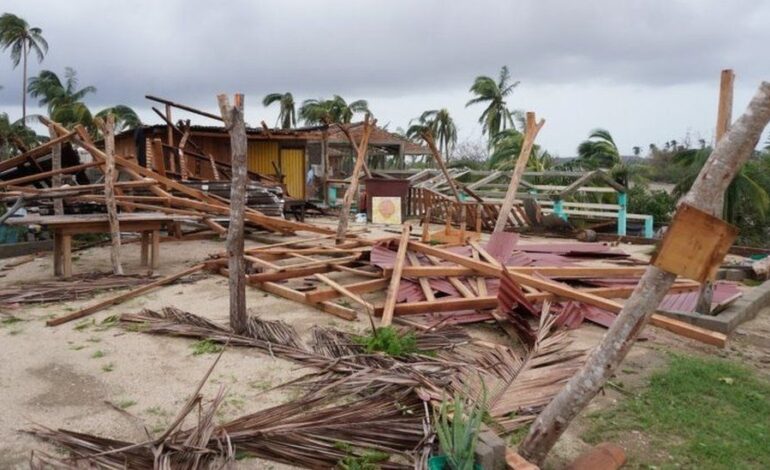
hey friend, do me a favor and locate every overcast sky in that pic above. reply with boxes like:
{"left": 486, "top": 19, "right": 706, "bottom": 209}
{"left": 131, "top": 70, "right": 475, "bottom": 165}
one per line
{"left": 2, "top": 0, "right": 770, "bottom": 156}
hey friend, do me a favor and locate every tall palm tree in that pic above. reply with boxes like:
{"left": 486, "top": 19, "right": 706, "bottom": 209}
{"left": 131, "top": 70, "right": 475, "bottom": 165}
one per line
{"left": 487, "top": 128, "right": 551, "bottom": 171}
{"left": 299, "top": 95, "right": 369, "bottom": 125}
{"left": 406, "top": 109, "right": 457, "bottom": 160}
{"left": 466, "top": 65, "right": 519, "bottom": 143}
{"left": 576, "top": 128, "right": 621, "bottom": 169}
{"left": 0, "top": 13, "right": 48, "bottom": 126}
{"left": 262, "top": 92, "right": 296, "bottom": 129}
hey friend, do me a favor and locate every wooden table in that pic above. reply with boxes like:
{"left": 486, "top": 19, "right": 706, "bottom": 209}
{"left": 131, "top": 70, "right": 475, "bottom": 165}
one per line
{"left": 5, "top": 213, "right": 189, "bottom": 277}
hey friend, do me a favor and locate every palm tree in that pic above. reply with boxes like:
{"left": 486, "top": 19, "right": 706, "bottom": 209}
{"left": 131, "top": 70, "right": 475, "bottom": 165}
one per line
{"left": 487, "top": 128, "right": 551, "bottom": 171}
{"left": 0, "top": 112, "right": 39, "bottom": 159}
{"left": 406, "top": 109, "right": 458, "bottom": 160}
{"left": 28, "top": 68, "right": 140, "bottom": 136}
{"left": 576, "top": 128, "right": 621, "bottom": 169}
{"left": 28, "top": 67, "right": 96, "bottom": 130}
{"left": 0, "top": 13, "right": 48, "bottom": 126}
{"left": 262, "top": 92, "right": 296, "bottom": 129}
{"left": 94, "top": 105, "right": 142, "bottom": 133}
{"left": 466, "top": 65, "right": 519, "bottom": 143}
{"left": 299, "top": 95, "right": 369, "bottom": 125}
{"left": 673, "top": 148, "right": 770, "bottom": 225}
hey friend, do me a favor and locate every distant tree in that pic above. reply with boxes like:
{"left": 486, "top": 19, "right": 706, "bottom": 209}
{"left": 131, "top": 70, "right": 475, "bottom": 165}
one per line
{"left": 0, "top": 112, "right": 39, "bottom": 159}
{"left": 487, "top": 128, "right": 551, "bottom": 171}
{"left": 94, "top": 105, "right": 142, "bottom": 133}
{"left": 632, "top": 146, "right": 641, "bottom": 157}
{"left": 262, "top": 92, "right": 296, "bottom": 129}
{"left": 299, "top": 95, "right": 369, "bottom": 125}
{"left": 406, "top": 108, "right": 457, "bottom": 160}
{"left": 576, "top": 128, "right": 621, "bottom": 169}
{"left": 673, "top": 148, "right": 770, "bottom": 226}
{"left": 466, "top": 65, "right": 519, "bottom": 144}
{"left": 29, "top": 68, "right": 140, "bottom": 137}
{"left": 0, "top": 13, "right": 48, "bottom": 125}
{"left": 28, "top": 68, "right": 96, "bottom": 129}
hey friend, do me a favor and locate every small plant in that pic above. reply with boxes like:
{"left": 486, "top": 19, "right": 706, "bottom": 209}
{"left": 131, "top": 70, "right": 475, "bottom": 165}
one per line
{"left": 191, "top": 339, "right": 223, "bottom": 356}
{"left": 91, "top": 350, "right": 105, "bottom": 359}
{"left": 74, "top": 319, "right": 95, "bottom": 331}
{"left": 117, "top": 399, "right": 136, "bottom": 409}
{"left": 101, "top": 363, "right": 115, "bottom": 372}
{"left": 434, "top": 394, "right": 486, "bottom": 470}
{"left": 354, "top": 326, "right": 419, "bottom": 357}
{"left": 334, "top": 442, "right": 389, "bottom": 469}
{"left": 1, "top": 316, "right": 23, "bottom": 326}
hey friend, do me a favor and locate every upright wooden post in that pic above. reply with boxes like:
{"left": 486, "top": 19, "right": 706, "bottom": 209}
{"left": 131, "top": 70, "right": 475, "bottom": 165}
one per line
{"left": 218, "top": 93, "right": 248, "bottom": 335}
{"left": 335, "top": 115, "right": 374, "bottom": 244}
{"left": 47, "top": 124, "right": 64, "bottom": 216}
{"left": 178, "top": 120, "right": 191, "bottom": 180}
{"left": 422, "top": 131, "right": 462, "bottom": 203}
{"left": 518, "top": 81, "right": 770, "bottom": 465}
{"left": 321, "top": 127, "right": 329, "bottom": 205}
{"left": 696, "top": 68, "right": 735, "bottom": 315}
{"left": 95, "top": 115, "right": 123, "bottom": 275}
{"left": 493, "top": 112, "right": 545, "bottom": 233}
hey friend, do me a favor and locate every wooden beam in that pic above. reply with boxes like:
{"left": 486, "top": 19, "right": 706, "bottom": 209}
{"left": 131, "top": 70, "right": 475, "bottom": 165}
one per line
{"left": 94, "top": 115, "right": 124, "bottom": 275}
{"left": 0, "top": 130, "right": 76, "bottom": 173}
{"left": 47, "top": 264, "right": 205, "bottom": 326}
{"left": 336, "top": 115, "right": 374, "bottom": 243}
{"left": 0, "top": 161, "right": 101, "bottom": 188}
{"left": 314, "top": 273, "right": 375, "bottom": 313}
{"left": 306, "top": 277, "right": 388, "bottom": 303}
{"left": 422, "top": 131, "right": 462, "bottom": 203}
{"left": 494, "top": 112, "right": 545, "bottom": 233}
{"left": 380, "top": 224, "right": 411, "bottom": 326}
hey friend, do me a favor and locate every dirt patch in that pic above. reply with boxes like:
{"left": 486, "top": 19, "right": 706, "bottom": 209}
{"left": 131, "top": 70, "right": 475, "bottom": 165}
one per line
{"left": 26, "top": 363, "right": 106, "bottom": 408}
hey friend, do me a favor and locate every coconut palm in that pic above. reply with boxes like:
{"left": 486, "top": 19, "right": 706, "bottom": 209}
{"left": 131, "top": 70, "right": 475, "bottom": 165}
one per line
{"left": 0, "top": 13, "right": 48, "bottom": 126}
{"left": 406, "top": 109, "right": 457, "bottom": 160}
{"left": 28, "top": 68, "right": 96, "bottom": 129}
{"left": 576, "top": 128, "right": 621, "bottom": 169}
{"left": 262, "top": 92, "right": 296, "bottom": 129}
{"left": 466, "top": 65, "right": 519, "bottom": 143}
{"left": 299, "top": 95, "right": 369, "bottom": 125}
{"left": 28, "top": 68, "right": 140, "bottom": 136}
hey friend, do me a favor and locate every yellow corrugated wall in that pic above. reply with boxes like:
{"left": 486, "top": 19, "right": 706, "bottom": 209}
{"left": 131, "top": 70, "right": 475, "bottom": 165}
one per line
{"left": 247, "top": 141, "right": 279, "bottom": 175}
{"left": 280, "top": 148, "right": 305, "bottom": 199}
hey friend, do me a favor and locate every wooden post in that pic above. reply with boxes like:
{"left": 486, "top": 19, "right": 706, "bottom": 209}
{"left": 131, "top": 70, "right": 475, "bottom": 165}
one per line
{"left": 695, "top": 69, "right": 735, "bottom": 315}
{"left": 494, "top": 112, "right": 545, "bottom": 233}
{"left": 165, "top": 103, "right": 174, "bottom": 147}
{"left": 335, "top": 115, "right": 374, "bottom": 244}
{"left": 95, "top": 115, "right": 124, "bottom": 275}
{"left": 48, "top": 124, "right": 64, "bottom": 215}
{"left": 321, "top": 128, "right": 329, "bottom": 205}
{"left": 518, "top": 81, "right": 770, "bottom": 465}
{"left": 381, "top": 224, "right": 411, "bottom": 326}
{"left": 218, "top": 93, "right": 248, "bottom": 335}
{"left": 178, "top": 120, "right": 191, "bottom": 180}
{"left": 422, "top": 131, "right": 462, "bottom": 203}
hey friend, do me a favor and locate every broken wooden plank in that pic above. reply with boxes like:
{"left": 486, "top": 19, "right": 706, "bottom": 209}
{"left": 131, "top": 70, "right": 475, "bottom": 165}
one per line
{"left": 46, "top": 264, "right": 206, "bottom": 326}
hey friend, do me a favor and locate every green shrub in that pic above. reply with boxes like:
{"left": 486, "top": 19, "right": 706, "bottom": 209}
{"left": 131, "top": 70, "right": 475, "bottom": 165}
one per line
{"left": 354, "top": 326, "right": 419, "bottom": 357}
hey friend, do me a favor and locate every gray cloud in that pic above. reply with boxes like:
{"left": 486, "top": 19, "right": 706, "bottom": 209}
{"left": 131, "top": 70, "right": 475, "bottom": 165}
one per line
{"left": 2, "top": 0, "right": 770, "bottom": 154}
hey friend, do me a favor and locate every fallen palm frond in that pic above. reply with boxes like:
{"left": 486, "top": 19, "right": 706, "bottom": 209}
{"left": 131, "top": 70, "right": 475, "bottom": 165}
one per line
{"left": 0, "top": 272, "right": 159, "bottom": 306}
{"left": 28, "top": 344, "right": 430, "bottom": 469}
{"left": 441, "top": 305, "right": 587, "bottom": 432}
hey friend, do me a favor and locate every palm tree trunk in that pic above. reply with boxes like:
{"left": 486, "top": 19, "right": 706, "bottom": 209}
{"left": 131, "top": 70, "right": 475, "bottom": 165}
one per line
{"left": 22, "top": 41, "right": 28, "bottom": 127}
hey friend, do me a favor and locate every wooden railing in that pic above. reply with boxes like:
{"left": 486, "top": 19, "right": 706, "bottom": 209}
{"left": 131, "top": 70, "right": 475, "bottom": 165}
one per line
{"left": 406, "top": 187, "right": 529, "bottom": 231}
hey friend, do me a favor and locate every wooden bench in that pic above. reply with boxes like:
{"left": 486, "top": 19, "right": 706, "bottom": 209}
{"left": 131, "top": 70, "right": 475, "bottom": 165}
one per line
{"left": 5, "top": 213, "right": 188, "bottom": 277}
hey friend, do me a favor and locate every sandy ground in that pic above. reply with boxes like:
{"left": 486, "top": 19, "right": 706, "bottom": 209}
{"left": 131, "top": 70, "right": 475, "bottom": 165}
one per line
{"left": 0, "top": 218, "right": 766, "bottom": 469}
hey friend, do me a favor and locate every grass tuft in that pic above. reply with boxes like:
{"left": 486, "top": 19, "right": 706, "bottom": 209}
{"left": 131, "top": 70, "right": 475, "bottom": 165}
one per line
{"left": 585, "top": 353, "right": 770, "bottom": 468}
{"left": 101, "top": 363, "right": 115, "bottom": 372}
{"left": 353, "top": 326, "right": 420, "bottom": 357}
{"left": 190, "top": 339, "right": 223, "bottom": 356}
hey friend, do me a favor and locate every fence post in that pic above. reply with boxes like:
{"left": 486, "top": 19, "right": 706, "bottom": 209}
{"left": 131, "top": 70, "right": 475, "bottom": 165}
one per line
{"left": 617, "top": 192, "right": 628, "bottom": 236}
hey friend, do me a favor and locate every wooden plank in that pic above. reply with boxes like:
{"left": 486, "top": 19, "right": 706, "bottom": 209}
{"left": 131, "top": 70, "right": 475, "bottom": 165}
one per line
{"left": 0, "top": 130, "right": 76, "bottom": 173}
{"left": 407, "top": 253, "right": 435, "bottom": 302}
{"left": 0, "top": 161, "right": 101, "bottom": 188}
{"left": 306, "top": 278, "right": 389, "bottom": 303}
{"left": 46, "top": 264, "right": 206, "bottom": 326}
{"left": 246, "top": 277, "right": 357, "bottom": 321}
{"left": 314, "top": 273, "right": 375, "bottom": 312}
{"left": 381, "top": 225, "right": 411, "bottom": 326}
